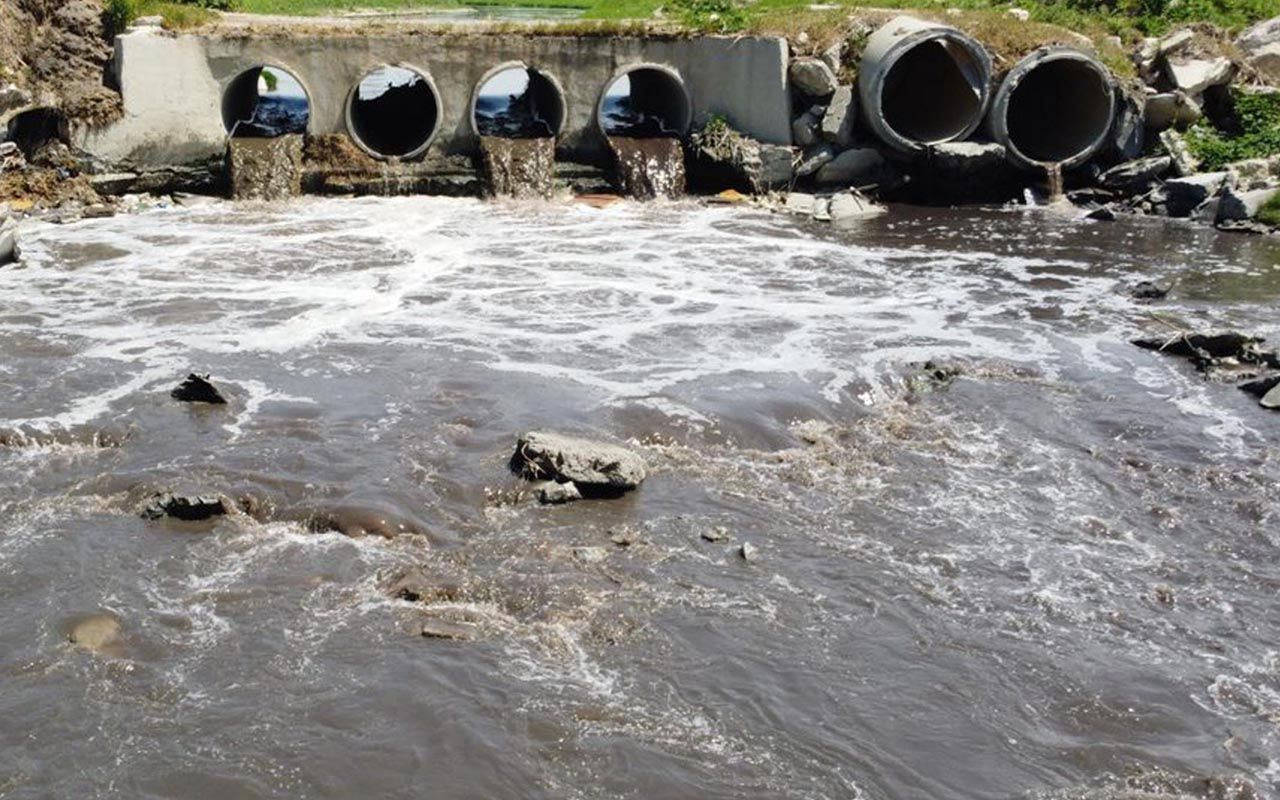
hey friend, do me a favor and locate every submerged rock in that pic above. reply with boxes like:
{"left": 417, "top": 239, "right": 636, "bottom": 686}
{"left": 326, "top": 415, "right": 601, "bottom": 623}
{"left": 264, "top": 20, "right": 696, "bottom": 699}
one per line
{"left": 510, "top": 431, "right": 646, "bottom": 493}
{"left": 142, "top": 493, "right": 228, "bottom": 522}
{"left": 1131, "top": 280, "right": 1170, "bottom": 299}
{"left": 67, "top": 613, "right": 122, "bottom": 654}
{"left": 171, "top": 373, "right": 227, "bottom": 404}
{"left": 1240, "top": 373, "right": 1280, "bottom": 409}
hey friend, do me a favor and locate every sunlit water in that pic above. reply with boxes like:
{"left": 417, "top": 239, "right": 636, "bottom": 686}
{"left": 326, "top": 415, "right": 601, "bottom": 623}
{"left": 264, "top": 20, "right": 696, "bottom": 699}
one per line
{"left": 1, "top": 197, "right": 1278, "bottom": 799}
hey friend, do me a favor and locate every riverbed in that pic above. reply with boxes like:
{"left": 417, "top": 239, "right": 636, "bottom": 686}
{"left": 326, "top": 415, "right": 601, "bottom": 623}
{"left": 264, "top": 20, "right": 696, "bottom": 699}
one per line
{"left": 0, "top": 197, "right": 1277, "bottom": 799}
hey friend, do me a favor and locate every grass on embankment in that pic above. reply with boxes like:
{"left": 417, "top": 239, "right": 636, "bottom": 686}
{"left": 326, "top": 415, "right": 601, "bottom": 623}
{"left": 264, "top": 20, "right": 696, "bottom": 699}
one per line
{"left": 107, "top": 0, "right": 1280, "bottom": 39}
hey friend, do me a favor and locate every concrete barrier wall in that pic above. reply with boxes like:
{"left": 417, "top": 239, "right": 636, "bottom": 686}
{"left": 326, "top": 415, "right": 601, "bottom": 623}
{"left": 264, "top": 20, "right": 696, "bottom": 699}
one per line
{"left": 77, "top": 27, "right": 791, "bottom": 169}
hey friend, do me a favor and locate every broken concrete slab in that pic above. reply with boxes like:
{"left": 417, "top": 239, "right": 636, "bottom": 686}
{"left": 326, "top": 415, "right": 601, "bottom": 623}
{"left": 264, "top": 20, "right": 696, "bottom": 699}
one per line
{"left": 1164, "top": 171, "right": 1229, "bottom": 217}
{"left": 820, "top": 86, "right": 857, "bottom": 147}
{"left": 1165, "top": 57, "right": 1235, "bottom": 97}
{"left": 829, "top": 190, "right": 887, "bottom": 224}
{"left": 1144, "top": 92, "right": 1201, "bottom": 130}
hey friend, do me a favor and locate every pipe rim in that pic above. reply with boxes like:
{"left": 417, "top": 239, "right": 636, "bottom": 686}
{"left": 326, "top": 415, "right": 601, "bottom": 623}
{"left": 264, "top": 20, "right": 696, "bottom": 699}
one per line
{"left": 992, "top": 47, "right": 1116, "bottom": 169}
{"left": 861, "top": 27, "right": 993, "bottom": 152}
{"left": 221, "top": 62, "right": 314, "bottom": 136}
{"left": 595, "top": 62, "right": 693, "bottom": 138}
{"left": 467, "top": 60, "right": 570, "bottom": 140}
{"left": 344, "top": 63, "right": 443, "bottom": 161}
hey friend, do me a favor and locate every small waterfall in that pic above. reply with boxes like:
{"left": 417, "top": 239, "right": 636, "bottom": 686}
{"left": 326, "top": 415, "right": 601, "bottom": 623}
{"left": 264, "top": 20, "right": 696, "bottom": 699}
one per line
{"left": 606, "top": 136, "right": 686, "bottom": 200}
{"left": 1045, "top": 162, "right": 1064, "bottom": 203}
{"left": 477, "top": 136, "right": 556, "bottom": 199}
{"left": 227, "top": 135, "right": 304, "bottom": 201}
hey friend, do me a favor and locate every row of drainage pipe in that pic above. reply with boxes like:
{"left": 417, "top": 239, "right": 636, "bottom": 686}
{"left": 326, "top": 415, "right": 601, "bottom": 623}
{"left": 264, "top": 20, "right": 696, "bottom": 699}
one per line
{"left": 861, "top": 16, "right": 1117, "bottom": 169}
{"left": 222, "top": 61, "right": 692, "bottom": 161}
{"left": 220, "top": 17, "right": 1117, "bottom": 172}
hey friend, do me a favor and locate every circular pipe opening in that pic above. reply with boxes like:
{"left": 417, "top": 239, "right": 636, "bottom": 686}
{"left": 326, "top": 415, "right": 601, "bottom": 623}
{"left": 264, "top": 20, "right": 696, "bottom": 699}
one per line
{"left": 346, "top": 65, "right": 441, "bottom": 160}
{"left": 859, "top": 20, "right": 992, "bottom": 152}
{"left": 597, "top": 65, "right": 692, "bottom": 137}
{"left": 994, "top": 50, "right": 1115, "bottom": 168}
{"left": 221, "top": 65, "right": 310, "bottom": 138}
{"left": 471, "top": 62, "right": 567, "bottom": 138}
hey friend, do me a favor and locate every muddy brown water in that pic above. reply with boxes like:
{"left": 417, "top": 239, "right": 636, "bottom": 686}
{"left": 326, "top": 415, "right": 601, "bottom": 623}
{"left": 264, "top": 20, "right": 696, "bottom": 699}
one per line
{"left": 1, "top": 197, "right": 1278, "bottom": 799}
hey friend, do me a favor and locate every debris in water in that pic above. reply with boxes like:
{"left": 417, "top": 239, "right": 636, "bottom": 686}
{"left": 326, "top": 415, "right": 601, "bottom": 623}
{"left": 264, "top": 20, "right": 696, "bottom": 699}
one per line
{"left": 420, "top": 619, "right": 475, "bottom": 641}
{"left": 141, "top": 493, "right": 228, "bottom": 522}
{"left": 171, "top": 373, "right": 227, "bottom": 404}
{"left": 740, "top": 541, "right": 759, "bottom": 562}
{"left": 1132, "top": 332, "right": 1279, "bottom": 373}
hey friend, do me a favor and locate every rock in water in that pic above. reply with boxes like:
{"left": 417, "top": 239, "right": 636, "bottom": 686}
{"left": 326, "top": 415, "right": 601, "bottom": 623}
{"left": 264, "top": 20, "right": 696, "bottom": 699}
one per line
{"left": 142, "top": 493, "right": 228, "bottom": 521}
{"left": 171, "top": 373, "right": 227, "bottom": 404}
{"left": 511, "top": 431, "right": 646, "bottom": 493}
{"left": 536, "top": 480, "right": 582, "bottom": 505}
{"left": 1132, "top": 332, "right": 1278, "bottom": 371}
{"left": 740, "top": 542, "right": 759, "bottom": 562}
{"left": 1262, "top": 383, "right": 1280, "bottom": 409}
{"left": 1131, "top": 281, "right": 1170, "bottom": 300}
{"left": 68, "top": 614, "right": 122, "bottom": 654}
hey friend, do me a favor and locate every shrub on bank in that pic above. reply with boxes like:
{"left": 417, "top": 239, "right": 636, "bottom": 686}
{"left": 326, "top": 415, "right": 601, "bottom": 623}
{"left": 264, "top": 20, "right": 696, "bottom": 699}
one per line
{"left": 1186, "top": 90, "right": 1280, "bottom": 170}
{"left": 102, "top": 0, "right": 238, "bottom": 35}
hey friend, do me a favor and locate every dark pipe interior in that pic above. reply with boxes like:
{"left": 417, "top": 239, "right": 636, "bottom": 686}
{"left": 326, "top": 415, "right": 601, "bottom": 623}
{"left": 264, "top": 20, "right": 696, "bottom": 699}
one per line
{"left": 881, "top": 39, "right": 983, "bottom": 144}
{"left": 1006, "top": 59, "right": 1111, "bottom": 164}
{"left": 475, "top": 68, "right": 564, "bottom": 138}
{"left": 6, "top": 108, "right": 66, "bottom": 158}
{"left": 600, "top": 67, "right": 690, "bottom": 137}
{"left": 221, "top": 67, "right": 310, "bottom": 138}
{"left": 350, "top": 67, "right": 439, "bottom": 158}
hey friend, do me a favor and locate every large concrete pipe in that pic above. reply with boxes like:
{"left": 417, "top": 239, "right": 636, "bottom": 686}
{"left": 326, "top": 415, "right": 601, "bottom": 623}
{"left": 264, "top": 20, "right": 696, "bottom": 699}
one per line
{"left": 470, "top": 62, "right": 569, "bottom": 139}
{"left": 346, "top": 64, "right": 442, "bottom": 160}
{"left": 989, "top": 48, "right": 1115, "bottom": 168}
{"left": 598, "top": 64, "right": 693, "bottom": 137}
{"left": 858, "top": 16, "right": 992, "bottom": 152}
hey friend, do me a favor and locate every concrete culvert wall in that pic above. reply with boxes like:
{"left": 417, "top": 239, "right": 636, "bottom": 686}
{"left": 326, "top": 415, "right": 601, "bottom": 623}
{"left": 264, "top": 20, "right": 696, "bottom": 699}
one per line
{"left": 347, "top": 64, "right": 441, "bottom": 159}
{"left": 221, "top": 65, "right": 310, "bottom": 138}
{"left": 990, "top": 49, "right": 1115, "bottom": 168}
{"left": 598, "top": 65, "right": 692, "bottom": 137}
{"left": 472, "top": 63, "right": 567, "bottom": 139}
{"left": 859, "top": 17, "right": 992, "bottom": 152}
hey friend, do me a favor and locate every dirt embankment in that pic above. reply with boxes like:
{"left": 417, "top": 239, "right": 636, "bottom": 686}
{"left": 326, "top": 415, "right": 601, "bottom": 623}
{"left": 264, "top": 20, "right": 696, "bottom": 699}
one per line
{"left": 0, "top": 0, "right": 121, "bottom": 125}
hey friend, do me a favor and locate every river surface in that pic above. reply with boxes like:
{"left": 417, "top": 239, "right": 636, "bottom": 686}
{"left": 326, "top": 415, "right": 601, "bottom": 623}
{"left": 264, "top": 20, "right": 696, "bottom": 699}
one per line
{"left": 1, "top": 197, "right": 1278, "bottom": 799}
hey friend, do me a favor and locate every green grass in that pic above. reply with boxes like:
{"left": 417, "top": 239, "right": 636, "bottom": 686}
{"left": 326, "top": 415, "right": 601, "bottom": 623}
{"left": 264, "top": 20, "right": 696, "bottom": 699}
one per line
{"left": 1186, "top": 89, "right": 1280, "bottom": 170}
{"left": 106, "top": 0, "right": 1280, "bottom": 42}
{"left": 1258, "top": 192, "right": 1280, "bottom": 227}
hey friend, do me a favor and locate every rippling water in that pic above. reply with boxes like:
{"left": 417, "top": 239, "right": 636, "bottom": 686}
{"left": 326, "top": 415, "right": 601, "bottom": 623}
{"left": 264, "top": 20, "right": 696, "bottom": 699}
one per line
{"left": 1, "top": 197, "right": 1278, "bottom": 799}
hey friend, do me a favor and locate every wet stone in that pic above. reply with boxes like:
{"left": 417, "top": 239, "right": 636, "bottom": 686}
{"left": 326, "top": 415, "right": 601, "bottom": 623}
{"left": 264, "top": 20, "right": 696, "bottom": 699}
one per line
{"left": 171, "top": 373, "right": 227, "bottom": 404}
{"left": 67, "top": 613, "right": 122, "bottom": 653}
{"left": 739, "top": 542, "right": 760, "bottom": 562}
{"left": 702, "top": 526, "right": 731, "bottom": 542}
{"left": 142, "top": 493, "right": 228, "bottom": 522}
{"left": 1131, "top": 281, "right": 1170, "bottom": 300}
{"left": 536, "top": 480, "right": 582, "bottom": 505}
{"left": 511, "top": 431, "right": 647, "bottom": 493}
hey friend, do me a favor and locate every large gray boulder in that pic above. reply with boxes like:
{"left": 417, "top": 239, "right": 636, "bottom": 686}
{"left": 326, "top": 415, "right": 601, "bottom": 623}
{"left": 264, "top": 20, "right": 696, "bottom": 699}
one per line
{"left": 791, "top": 107, "right": 822, "bottom": 148}
{"left": 1165, "top": 57, "right": 1235, "bottom": 96}
{"left": 1099, "top": 155, "right": 1173, "bottom": 193}
{"left": 794, "top": 143, "right": 836, "bottom": 178}
{"left": 1247, "top": 42, "right": 1280, "bottom": 84}
{"left": 789, "top": 58, "right": 838, "bottom": 98}
{"left": 1144, "top": 92, "right": 1201, "bottom": 131}
{"left": 510, "top": 432, "right": 647, "bottom": 492}
{"left": 1237, "top": 15, "right": 1280, "bottom": 53}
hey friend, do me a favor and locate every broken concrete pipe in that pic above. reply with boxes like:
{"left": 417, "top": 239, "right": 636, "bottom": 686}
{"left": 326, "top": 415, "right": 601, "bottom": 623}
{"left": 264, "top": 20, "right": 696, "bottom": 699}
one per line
{"left": 345, "top": 64, "right": 443, "bottom": 160}
{"left": 858, "top": 16, "right": 993, "bottom": 152}
{"left": 988, "top": 48, "right": 1116, "bottom": 169}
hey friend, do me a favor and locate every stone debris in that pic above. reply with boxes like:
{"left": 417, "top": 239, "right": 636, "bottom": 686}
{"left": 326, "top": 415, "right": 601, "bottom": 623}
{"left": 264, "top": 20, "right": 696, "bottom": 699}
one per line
{"left": 739, "top": 542, "right": 760, "bottom": 562}
{"left": 701, "top": 526, "right": 731, "bottom": 542}
{"left": 789, "top": 58, "right": 838, "bottom": 98}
